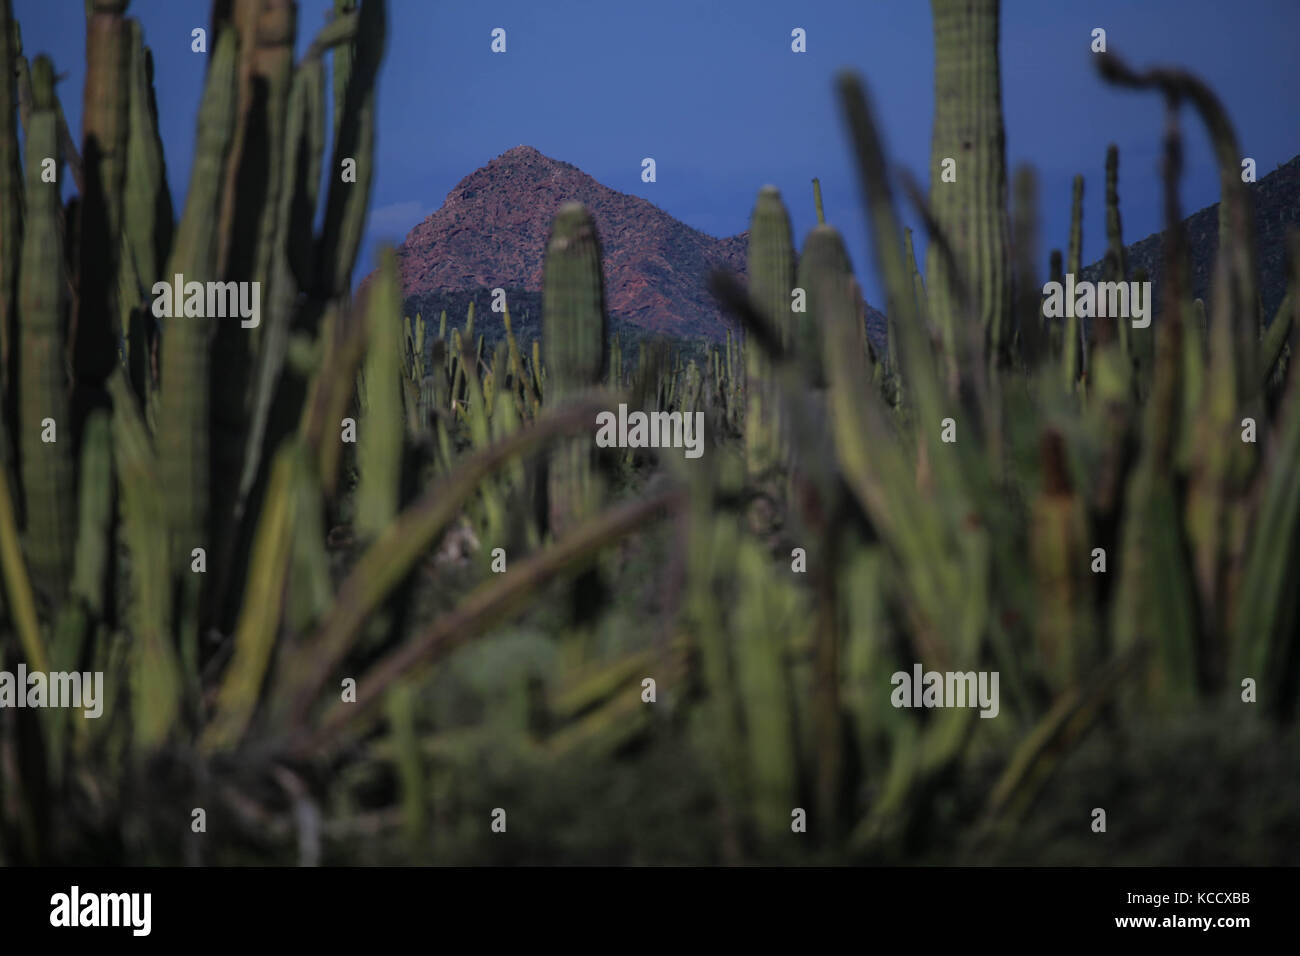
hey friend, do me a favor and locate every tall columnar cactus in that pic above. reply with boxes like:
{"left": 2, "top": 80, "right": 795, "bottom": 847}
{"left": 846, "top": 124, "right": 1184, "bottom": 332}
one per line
{"left": 927, "top": 0, "right": 1011, "bottom": 365}
{"left": 316, "top": 0, "right": 385, "bottom": 299}
{"left": 1097, "top": 55, "right": 1266, "bottom": 682}
{"left": 1102, "top": 145, "right": 1126, "bottom": 279}
{"left": 158, "top": 27, "right": 238, "bottom": 563}
{"left": 795, "top": 223, "right": 853, "bottom": 388}
{"left": 121, "top": 18, "right": 172, "bottom": 400}
{"left": 1090, "top": 145, "right": 1133, "bottom": 404}
{"left": 542, "top": 203, "right": 607, "bottom": 535}
{"left": 0, "top": 0, "right": 21, "bottom": 401}
{"left": 900, "top": 226, "right": 927, "bottom": 386}
{"left": 121, "top": 19, "right": 172, "bottom": 302}
{"left": 1064, "top": 174, "right": 1084, "bottom": 388}
{"left": 241, "top": 0, "right": 296, "bottom": 296}
{"left": 75, "top": 0, "right": 132, "bottom": 424}
{"left": 1010, "top": 165, "right": 1044, "bottom": 365}
{"left": 1103, "top": 144, "right": 1129, "bottom": 355}
{"left": 745, "top": 185, "right": 795, "bottom": 483}
{"left": 355, "top": 246, "right": 403, "bottom": 539}
{"left": 1029, "top": 431, "right": 1096, "bottom": 691}
{"left": 17, "top": 57, "right": 75, "bottom": 600}
{"left": 331, "top": 0, "right": 358, "bottom": 142}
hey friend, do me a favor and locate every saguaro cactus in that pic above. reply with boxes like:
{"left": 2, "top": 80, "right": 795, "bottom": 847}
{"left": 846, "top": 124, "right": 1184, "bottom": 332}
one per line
{"left": 927, "top": 0, "right": 1011, "bottom": 364}
{"left": 542, "top": 203, "right": 608, "bottom": 535}
{"left": 745, "top": 185, "right": 795, "bottom": 482}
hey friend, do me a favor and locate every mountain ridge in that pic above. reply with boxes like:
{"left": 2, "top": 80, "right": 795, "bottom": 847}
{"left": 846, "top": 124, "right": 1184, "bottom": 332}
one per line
{"left": 1080, "top": 153, "right": 1299, "bottom": 323}
{"left": 392, "top": 145, "right": 748, "bottom": 341}
{"left": 377, "top": 144, "right": 890, "bottom": 347}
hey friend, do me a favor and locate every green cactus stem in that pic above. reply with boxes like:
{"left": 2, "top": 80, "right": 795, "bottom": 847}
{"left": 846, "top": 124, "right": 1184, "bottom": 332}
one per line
{"left": 1064, "top": 174, "right": 1083, "bottom": 388}
{"left": 927, "top": 0, "right": 1011, "bottom": 364}
{"left": 18, "top": 57, "right": 75, "bottom": 601}
{"left": 744, "top": 185, "right": 795, "bottom": 484}
{"left": 542, "top": 202, "right": 608, "bottom": 535}
{"left": 1103, "top": 144, "right": 1129, "bottom": 358}
{"left": 315, "top": 0, "right": 385, "bottom": 299}
{"left": 74, "top": 0, "right": 132, "bottom": 424}
{"left": 158, "top": 27, "right": 238, "bottom": 561}
{"left": 355, "top": 245, "right": 404, "bottom": 539}
{"left": 0, "top": 0, "right": 22, "bottom": 399}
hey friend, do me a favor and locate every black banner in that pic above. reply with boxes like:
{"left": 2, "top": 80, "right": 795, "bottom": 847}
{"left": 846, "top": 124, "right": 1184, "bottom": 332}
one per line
{"left": 0, "top": 866, "right": 1280, "bottom": 942}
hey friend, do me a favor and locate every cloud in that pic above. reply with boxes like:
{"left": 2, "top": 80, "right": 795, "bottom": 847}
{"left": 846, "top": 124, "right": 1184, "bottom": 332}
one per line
{"left": 367, "top": 200, "right": 432, "bottom": 238}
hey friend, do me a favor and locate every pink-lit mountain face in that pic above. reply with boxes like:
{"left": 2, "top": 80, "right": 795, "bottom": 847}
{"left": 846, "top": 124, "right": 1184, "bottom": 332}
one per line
{"left": 390, "top": 145, "right": 751, "bottom": 339}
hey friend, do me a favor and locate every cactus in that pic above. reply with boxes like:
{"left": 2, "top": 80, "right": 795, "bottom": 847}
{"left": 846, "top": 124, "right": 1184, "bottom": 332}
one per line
{"left": 1010, "top": 165, "right": 1044, "bottom": 365}
{"left": 108, "top": 370, "right": 181, "bottom": 752}
{"left": 121, "top": 20, "right": 172, "bottom": 399}
{"left": 542, "top": 203, "right": 608, "bottom": 535}
{"left": 927, "top": 0, "right": 1011, "bottom": 364}
{"left": 744, "top": 186, "right": 795, "bottom": 485}
{"left": 1028, "top": 431, "right": 1095, "bottom": 690}
{"left": 356, "top": 246, "right": 404, "bottom": 539}
{"left": 1064, "top": 174, "right": 1084, "bottom": 388}
{"left": 2, "top": 0, "right": 1299, "bottom": 870}
{"left": 315, "top": 0, "right": 385, "bottom": 299}
{"left": 121, "top": 20, "right": 171, "bottom": 301}
{"left": 795, "top": 224, "right": 854, "bottom": 388}
{"left": 17, "top": 57, "right": 75, "bottom": 601}
{"left": 1103, "top": 143, "right": 1129, "bottom": 359}
{"left": 1088, "top": 148, "right": 1133, "bottom": 410}
{"left": 0, "top": 0, "right": 22, "bottom": 400}
{"left": 157, "top": 27, "right": 238, "bottom": 565}
{"left": 74, "top": 0, "right": 132, "bottom": 424}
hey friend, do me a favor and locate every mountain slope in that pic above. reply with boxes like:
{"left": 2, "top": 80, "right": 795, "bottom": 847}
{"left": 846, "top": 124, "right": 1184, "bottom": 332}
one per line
{"left": 1080, "top": 154, "right": 1299, "bottom": 324}
{"left": 384, "top": 145, "right": 889, "bottom": 348}
{"left": 394, "top": 145, "right": 747, "bottom": 340}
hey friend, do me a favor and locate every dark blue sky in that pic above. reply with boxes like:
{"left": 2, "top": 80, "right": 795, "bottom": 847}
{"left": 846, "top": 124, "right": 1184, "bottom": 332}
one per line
{"left": 14, "top": 0, "right": 1300, "bottom": 310}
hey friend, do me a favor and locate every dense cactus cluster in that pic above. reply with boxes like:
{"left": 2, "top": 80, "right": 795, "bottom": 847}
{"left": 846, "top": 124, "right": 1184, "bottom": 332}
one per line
{"left": 0, "top": 0, "right": 1296, "bottom": 866}
{"left": 0, "top": 0, "right": 656, "bottom": 863}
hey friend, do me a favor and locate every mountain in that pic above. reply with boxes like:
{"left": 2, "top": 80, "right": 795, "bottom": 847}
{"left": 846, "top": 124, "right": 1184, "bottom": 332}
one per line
{"left": 383, "top": 145, "right": 888, "bottom": 347}
{"left": 392, "top": 145, "right": 745, "bottom": 341}
{"left": 1081, "top": 154, "right": 1300, "bottom": 324}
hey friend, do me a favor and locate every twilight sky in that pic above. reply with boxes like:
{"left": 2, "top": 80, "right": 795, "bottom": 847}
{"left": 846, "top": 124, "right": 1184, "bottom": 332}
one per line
{"left": 14, "top": 0, "right": 1300, "bottom": 310}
